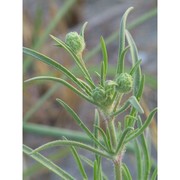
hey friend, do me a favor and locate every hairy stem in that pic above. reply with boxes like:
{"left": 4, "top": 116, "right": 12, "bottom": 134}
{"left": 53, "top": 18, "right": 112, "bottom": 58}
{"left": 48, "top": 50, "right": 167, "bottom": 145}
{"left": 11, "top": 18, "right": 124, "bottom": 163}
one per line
{"left": 114, "top": 157, "right": 122, "bottom": 180}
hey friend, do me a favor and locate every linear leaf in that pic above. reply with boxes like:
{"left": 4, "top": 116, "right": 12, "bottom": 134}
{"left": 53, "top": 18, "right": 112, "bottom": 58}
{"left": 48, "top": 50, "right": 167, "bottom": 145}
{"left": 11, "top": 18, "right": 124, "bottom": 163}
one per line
{"left": 112, "top": 95, "right": 143, "bottom": 117}
{"left": 137, "top": 117, "right": 151, "bottom": 180}
{"left": 94, "top": 109, "right": 100, "bottom": 158}
{"left": 100, "top": 61, "right": 105, "bottom": 86}
{"left": 23, "top": 47, "right": 84, "bottom": 90}
{"left": 94, "top": 125, "right": 112, "bottom": 152}
{"left": 128, "top": 96, "right": 144, "bottom": 114}
{"left": 111, "top": 99, "right": 130, "bottom": 117}
{"left": 100, "top": 36, "right": 108, "bottom": 77}
{"left": 70, "top": 146, "right": 88, "bottom": 179}
{"left": 23, "top": 144, "right": 74, "bottom": 180}
{"left": 117, "top": 7, "right": 134, "bottom": 73}
{"left": 125, "top": 108, "right": 157, "bottom": 142}
{"left": 136, "top": 75, "right": 145, "bottom": 101}
{"left": 117, "top": 46, "right": 130, "bottom": 74}
{"left": 129, "top": 59, "right": 142, "bottom": 76}
{"left": 116, "top": 127, "right": 134, "bottom": 154}
{"left": 126, "top": 30, "right": 142, "bottom": 95}
{"left": 151, "top": 167, "right": 157, "bottom": 180}
{"left": 80, "top": 22, "right": 88, "bottom": 38}
{"left": 24, "top": 76, "right": 96, "bottom": 104}
{"left": 31, "top": 140, "right": 112, "bottom": 159}
{"left": 122, "top": 163, "right": 132, "bottom": 180}
{"left": 56, "top": 98, "right": 108, "bottom": 152}
{"left": 135, "top": 139, "right": 142, "bottom": 180}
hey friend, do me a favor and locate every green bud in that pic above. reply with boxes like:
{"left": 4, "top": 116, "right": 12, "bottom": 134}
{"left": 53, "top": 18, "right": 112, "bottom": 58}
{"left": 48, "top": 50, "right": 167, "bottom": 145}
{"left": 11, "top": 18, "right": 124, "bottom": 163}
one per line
{"left": 116, "top": 73, "right": 133, "bottom": 93}
{"left": 65, "top": 32, "right": 85, "bottom": 55}
{"left": 92, "top": 87, "right": 106, "bottom": 103}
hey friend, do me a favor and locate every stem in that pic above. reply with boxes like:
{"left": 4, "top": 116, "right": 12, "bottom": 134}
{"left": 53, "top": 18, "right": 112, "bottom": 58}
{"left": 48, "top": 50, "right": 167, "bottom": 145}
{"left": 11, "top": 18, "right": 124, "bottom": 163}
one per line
{"left": 114, "top": 158, "right": 122, "bottom": 180}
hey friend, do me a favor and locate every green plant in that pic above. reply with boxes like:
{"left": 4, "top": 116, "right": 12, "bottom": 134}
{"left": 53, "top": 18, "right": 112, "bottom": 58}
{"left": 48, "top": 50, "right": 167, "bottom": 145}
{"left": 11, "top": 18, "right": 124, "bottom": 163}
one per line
{"left": 23, "top": 7, "right": 157, "bottom": 180}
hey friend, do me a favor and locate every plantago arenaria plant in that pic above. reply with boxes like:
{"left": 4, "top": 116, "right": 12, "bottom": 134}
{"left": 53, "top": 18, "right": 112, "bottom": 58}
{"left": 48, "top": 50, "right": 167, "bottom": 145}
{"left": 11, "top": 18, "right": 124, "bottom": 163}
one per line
{"left": 23, "top": 7, "right": 157, "bottom": 180}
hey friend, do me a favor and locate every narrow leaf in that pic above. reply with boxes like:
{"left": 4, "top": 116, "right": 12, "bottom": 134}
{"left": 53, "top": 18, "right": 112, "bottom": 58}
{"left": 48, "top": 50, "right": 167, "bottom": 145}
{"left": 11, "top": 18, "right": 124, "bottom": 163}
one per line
{"left": 100, "top": 36, "right": 108, "bottom": 77}
{"left": 100, "top": 61, "right": 105, "bottom": 86}
{"left": 94, "top": 125, "right": 112, "bottom": 152}
{"left": 117, "top": 46, "right": 130, "bottom": 74}
{"left": 128, "top": 96, "right": 144, "bottom": 114}
{"left": 125, "top": 108, "right": 157, "bottom": 142}
{"left": 117, "top": 7, "right": 134, "bottom": 73}
{"left": 70, "top": 146, "right": 88, "bottom": 179}
{"left": 31, "top": 140, "right": 112, "bottom": 159}
{"left": 23, "top": 47, "right": 84, "bottom": 90}
{"left": 23, "top": 144, "right": 74, "bottom": 180}
{"left": 80, "top": 22, "right": 88, "bottom": 38}
{"left": 122, "top": 163, "right": 132, "bottom": 180}
{"left": 151, "top": 167, "right": 157, "bottom": 180}
{"left": 135, "top": 139, "right": 142, "bottom": 180}
{"left": 136, "top": 75, "right": 145, "bottom": 101}
{"left": 112, "top": 95, "right": 144, "bottom": 117}
{"left": 111, "top": 101, "right": 130, "bottom": 117}
{"left": 137, "top": 117, "right": 151, "bottom": 180}
{"left": 56, "top": 98, "right": 108, "bottom": 151}
{"left": 25, "top": 76, "right": 96, "bottom": 105}
{"left": 116, "top": 127, "right": 134, "bottom": 154}
{"left": 129, "top": 59, "right": 142, "bottom": 76}
{"left": 126, "top": 30, "right": 142, "bottom": 95}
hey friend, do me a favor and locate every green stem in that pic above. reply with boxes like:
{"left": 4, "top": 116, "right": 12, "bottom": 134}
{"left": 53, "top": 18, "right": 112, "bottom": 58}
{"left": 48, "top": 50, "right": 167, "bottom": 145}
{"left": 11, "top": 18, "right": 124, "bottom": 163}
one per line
{"left": 114, "top": 159, "right": 122, "bottom": 180}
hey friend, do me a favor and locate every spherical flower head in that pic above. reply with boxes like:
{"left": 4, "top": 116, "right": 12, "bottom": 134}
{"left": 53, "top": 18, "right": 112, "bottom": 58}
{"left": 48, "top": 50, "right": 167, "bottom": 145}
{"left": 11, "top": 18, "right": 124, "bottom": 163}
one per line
{"left": 92, "top": 87, "right": 106, "bottom": 104}
{"left": 65, "top": 32, "right": 85, "bottom": 55}
{"left": 115, "top": 73, "right": 133, "bottom": 93}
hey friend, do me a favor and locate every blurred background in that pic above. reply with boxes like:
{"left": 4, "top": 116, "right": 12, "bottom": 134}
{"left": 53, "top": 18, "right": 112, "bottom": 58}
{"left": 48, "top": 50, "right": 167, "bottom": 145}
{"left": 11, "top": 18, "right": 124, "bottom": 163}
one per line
{"left": 23, "top": 0, "right": 157, "bottom": 179}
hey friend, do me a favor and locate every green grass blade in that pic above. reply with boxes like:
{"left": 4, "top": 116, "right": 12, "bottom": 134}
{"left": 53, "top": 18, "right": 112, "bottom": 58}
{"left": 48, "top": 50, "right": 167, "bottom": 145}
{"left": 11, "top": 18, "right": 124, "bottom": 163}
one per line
{"left": 23, "top": 144, "right": 74, "bottom": 180}
{"left": 128, "top": 96, "right": 144, "bottom": 114}
{"left": 24, "top": 76, "right": 95, "bottom": 104}
{"left": 31, "top": 140, "right": 112, "bottom": 159}
{"left": 23, "top": 0, "right": 76, "bottom": 71}
{"left": 117, "top": 7, "right": 134, "bottom": 74}
{"left": 115, "top": 127, "right": 134, "bottom": 154}
{"left": 134, "top": 139, "right": 142, "bottom": 180}
{"left": 100, "top": 36, "right": 108, "bottom": 77}
{"left": 23, "top": 47, "right": 84, "bottom": 89}
{"left": 70, "top": 146, "right": 88, "bottom": 179}
{"left": 151, "top": 167, "right": 157, "bottom": 180}
{"left": 125, "top": 108, "right": 157, "bottom": 142}
{"left": 122, "top": 163, "right": 132, "bottom": 180}
{"left": 126, "top": 30, "right": 142, "bottom": 96}
{"left": 56, "top": 98, "right": 108, "bottom": 151}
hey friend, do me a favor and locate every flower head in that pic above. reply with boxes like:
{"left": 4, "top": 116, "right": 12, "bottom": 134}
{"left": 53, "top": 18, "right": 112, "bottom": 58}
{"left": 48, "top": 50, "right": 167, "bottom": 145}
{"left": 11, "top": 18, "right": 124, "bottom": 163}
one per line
{"left": 115, "top": 73, "right": 133, "bottom": 93}
{"left": 65, "top": 32, "right": 85, "bottom": 55}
